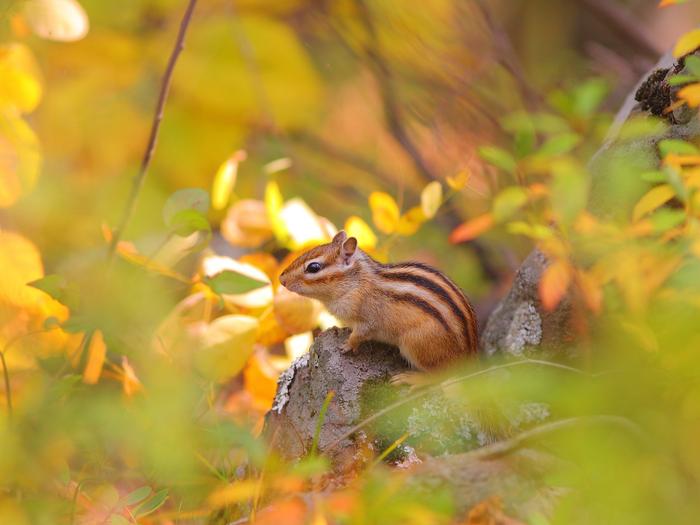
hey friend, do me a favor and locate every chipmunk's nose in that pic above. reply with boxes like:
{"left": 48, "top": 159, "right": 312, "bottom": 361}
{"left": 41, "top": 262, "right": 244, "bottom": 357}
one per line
{"left": 279, "top": 272, "right": 287, "bottom": 287}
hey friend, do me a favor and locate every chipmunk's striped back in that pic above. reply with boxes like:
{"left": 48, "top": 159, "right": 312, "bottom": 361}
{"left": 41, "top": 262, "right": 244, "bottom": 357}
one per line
{"left": 361, "top": 256, "right": 478, "bottom": 355}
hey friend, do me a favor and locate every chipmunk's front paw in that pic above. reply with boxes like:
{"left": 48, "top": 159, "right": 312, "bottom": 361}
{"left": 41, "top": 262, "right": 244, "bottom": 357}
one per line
{"left": 339, "top": 340, "right": 358, "bottom": 354}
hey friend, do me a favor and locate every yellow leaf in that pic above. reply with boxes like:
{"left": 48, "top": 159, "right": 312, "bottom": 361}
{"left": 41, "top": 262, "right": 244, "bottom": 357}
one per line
{"left": 0, "top": 232, "right": 73, "bottom": 370}
{"left": 221, "top": 199, "right": 272, "bottom": 248}
{"left": 195, "top": 315, "right": 259, "bottom": 382}
{"left": 207, "top": 481, "right": 259, "bottom": 508}
{"left": 274, "top": 286, "right": 322, "bottom": 334}
{"left": 449, "top": 213, "right": 494, "bottom": 243}
{"left": 420, "top": 181, "right": 442, "bottom": 219}
{"left": 632, "top": 184, "right": 676, "bottom": 222}
{"left": 678, "top": 83, "right": 700, "bottom": 108}
{"left": 0, "top": 112, "right": 41, "bottom": 208}
{"left": 673, "top": 28, "right": 700, "bottom": 58}
{"left": 23, "top": 0, "right": 89, "bottom": 42}
{"left": 0, "top": 43, "right": 42, "bottom": 113}
{"left": 344, "top": 216, "right": 377, "bottom": 249}
{"left": 446, "top": 169, "right": 471, "bottom": 190}
{"left": 278, "top": 198, "right": 334, "bottom": 249}
{"left": 212, "top": 150, "right": 245, "bottom": 210}
{"left": 539, "top": 260, "right": 571, "bottom": 311}
{"left": 83, "top": 330, "right": 106, "bottom": 384}
{"left": 265, "top": 180, "right": 287, "bottom": 243}
{"left": 396, "top": 206, "right": 426, "bottom": 236}
{"left": 369, "top": 191, "right": 400, "bottom": 234}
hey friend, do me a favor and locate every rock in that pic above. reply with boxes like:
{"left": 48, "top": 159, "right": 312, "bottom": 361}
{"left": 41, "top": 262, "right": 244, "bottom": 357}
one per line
{"left": 480, "top": 249, "right": 570, "bottom": 357}
{"left": 409, "top": 448, "right": 568, "bottom": 520}
{"left": 263, "top": 327, "right": 410, "bottom": 468}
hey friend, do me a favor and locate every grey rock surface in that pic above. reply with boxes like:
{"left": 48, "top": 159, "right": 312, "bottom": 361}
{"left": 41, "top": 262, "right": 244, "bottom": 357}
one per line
{"left": 263, "top": 327, "right": 409, "bottom": 466}
{"left": 481, "top": 249, "right": 569, "bottom": 357}
{"left": 410, "top": 448, "right": 567, "bottom": 519}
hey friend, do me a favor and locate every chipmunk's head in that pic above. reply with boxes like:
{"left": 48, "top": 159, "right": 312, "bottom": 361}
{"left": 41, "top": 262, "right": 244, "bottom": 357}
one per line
{"left": 279, "top": 231, "right": 359, "bottom": 300}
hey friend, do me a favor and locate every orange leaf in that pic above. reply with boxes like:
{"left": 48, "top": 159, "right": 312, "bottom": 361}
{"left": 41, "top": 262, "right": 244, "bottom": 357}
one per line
{"left": 449, "top": 213, "right": 494, "bottom": 243}
{"left": 465, "top": 496, "right": 524, "bottom": 525}
{"left": 576, "top": 270, "right": 603, "bottom": 314}
{"left": 244, "top": 353, "right": 279, "bottom": 410}
{"left": 539, "top": 260, "right": 571, "bottom": 311}
{"left": 83, "top": 330, "right": 106, "bottom": 384}
{"left": 677, "top": 83, "right": 700, "bottom": 108}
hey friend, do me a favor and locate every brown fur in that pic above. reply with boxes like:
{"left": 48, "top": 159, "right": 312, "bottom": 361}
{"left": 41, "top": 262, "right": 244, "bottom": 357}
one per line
{"left": 279, "top": 231, "right": 478, "bottom": 370}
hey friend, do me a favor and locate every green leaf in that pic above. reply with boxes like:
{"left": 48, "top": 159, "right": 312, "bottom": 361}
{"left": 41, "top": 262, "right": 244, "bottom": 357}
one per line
{"left": 685, "top": 55, "right": 700, "bottom": 77}
{"left": 492, "top": 186, "right": 528, "bottom": 222}
{"left": 109, "top": 516, "right": 131, "bottom": 525}
{"left": 205, "top": 270, "right": 268, "bottom": 295}
{"left": 514, "top": 128, "right": 536, "bottom": 158}
{"left": 124, "top": 486, "right": 152, "bottom": 506}
{"left": 668, "top": 74, "right": 699, "bottom": 87}
{"left": 163, "top": 188, "right": 210, "bottom": 226}
{"left": 28, "top": 274, "right": 67, "bottom": 302}
{"left": 537, "top": 133, "right": 580, "bottom": 157}
{"left": 478, "top": 146, "right": 517, "bottom": 173}
{"left": 651, "top": 209, "right": 686, "bottom": 233}
{"left": 134, "top": 489, "right": 169, "bottom": 518}
{"left": 169, "top": 209, "right": 211, "bottom": 237}
{"left": 572, "top": 79, "right": 608, "bottom": 117}
{"left": 551, "top": 162, "right": 588, "bottom": 225}
{"left": 641, "top": 171, "right": 668, "bottom": 183}
{"left": 658, "top": 139, "right": 699, "bottom": 157}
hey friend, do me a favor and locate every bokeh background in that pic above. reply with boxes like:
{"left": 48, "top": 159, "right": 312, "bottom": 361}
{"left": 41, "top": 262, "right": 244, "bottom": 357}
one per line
{"left": 3, "top": 1, "right": 700, "bottom": 524}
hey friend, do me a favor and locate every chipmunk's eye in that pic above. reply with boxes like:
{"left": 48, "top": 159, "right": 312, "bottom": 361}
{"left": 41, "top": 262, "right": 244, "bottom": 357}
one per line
{"left": 305, "top": 262, "right": 322, "bottom": 274}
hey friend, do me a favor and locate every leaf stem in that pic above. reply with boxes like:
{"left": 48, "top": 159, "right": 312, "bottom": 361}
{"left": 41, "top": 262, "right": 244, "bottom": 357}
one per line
{"left": 108, "top": 0, "right": 199, "bottom": 260}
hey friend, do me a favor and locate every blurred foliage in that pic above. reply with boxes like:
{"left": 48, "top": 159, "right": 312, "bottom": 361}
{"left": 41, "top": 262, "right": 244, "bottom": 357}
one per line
{"left": 3, "top": 0, "right": 700, "bottom": 524}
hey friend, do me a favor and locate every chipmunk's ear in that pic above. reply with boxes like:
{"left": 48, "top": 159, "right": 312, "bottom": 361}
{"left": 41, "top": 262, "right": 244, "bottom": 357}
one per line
{"left": 341, "top": 237, "right": 357, "bottom": 264}
{"left": 332, "top": 230, "right": 347, "bottom": 245}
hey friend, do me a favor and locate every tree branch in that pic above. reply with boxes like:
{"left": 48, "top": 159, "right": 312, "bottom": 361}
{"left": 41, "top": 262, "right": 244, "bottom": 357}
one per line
{"left": 353, "top": 0, "right": 436, "bottom": 182}
{"left": 579, "top": 0, "right": 663, "bottom": 60}
{"left": 108, "top": 0, "right": 199, "bottom": 259}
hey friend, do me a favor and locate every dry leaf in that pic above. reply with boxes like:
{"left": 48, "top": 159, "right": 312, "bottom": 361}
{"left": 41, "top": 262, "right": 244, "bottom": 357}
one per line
{"left": 221, "top": 199, "right": 273, "bottom": 248}
{"left": 539, "top": 259, "right": 572, "bottom": 311}
{"left": 23, "top": 0, "right": 89, "bottom": 42}
{"left": 274, "top": 285, "right": 322, "bottom": 334}
{"left": 449, "top": 213, "right": 494, "bottom": 243}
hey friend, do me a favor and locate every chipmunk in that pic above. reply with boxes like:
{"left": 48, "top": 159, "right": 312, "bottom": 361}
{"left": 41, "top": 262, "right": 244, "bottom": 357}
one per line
{"left": 278, "top": 231, "right": 478, "bottom": 371}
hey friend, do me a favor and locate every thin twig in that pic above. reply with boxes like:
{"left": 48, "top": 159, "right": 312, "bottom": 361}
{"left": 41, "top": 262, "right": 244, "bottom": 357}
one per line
{"left": 579, "top": 0, "right": 662, "bottom": 60}
{"left": 324, "top": 359, "right": 586, "bottom": 452}
{"left": 0, "top": 352, "right": 12, "bottom": 421}
{"left": 469, "top": 415, "right": 647, "bottom": 460}
{"left": 108, "top": 0, "right": 199, "bottom": 260}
